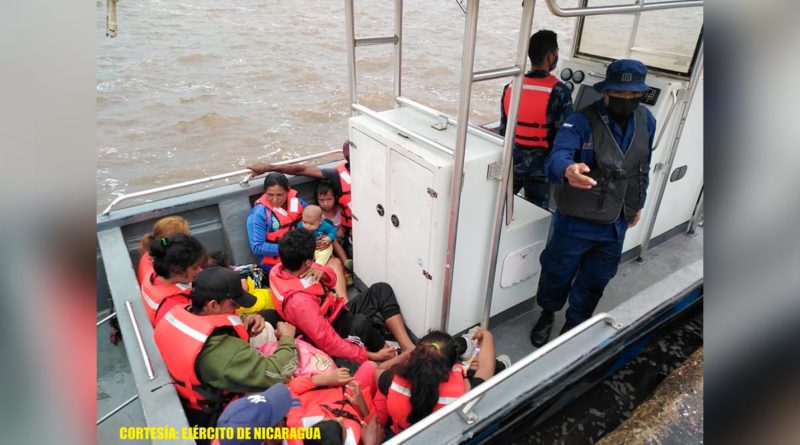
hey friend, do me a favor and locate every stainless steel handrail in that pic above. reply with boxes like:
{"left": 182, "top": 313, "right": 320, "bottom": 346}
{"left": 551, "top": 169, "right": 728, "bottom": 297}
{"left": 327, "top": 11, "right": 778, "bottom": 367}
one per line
{"left": 395, "top": 96, "right": 503, "bottom": 145}
{"left": 473, "top": 65, "right": 522, "bottom": 82}
{"left": 385, "top": 312, "right": 621, "bottom": 443}
{"left": 97, "top": 311, "right": 117, "bottom": 327}
{"left": 99, "top": 150, "right": 341, "bottom": 216}
{"left": 393, "top": 0, "right": 403, "bottom": 103}
{"left": 345, "top": 0, "right": 357, "bottom": 112}
{"left": 355, "top": 36, "right": 398, "bottom": 47}
{"left": 638, "top": 40, "right": 703, "bottom": 260}
{"left": 653, "top": 88, "right": 679, "bottom": 151}
{"left": 544, "top": 0, "right": 702, "bottom": 17}
{"left": 97, "top": 395, "right": 139, "bottom": 425}
{"left": 351, "top": 103, "right": 454, "bottom": 156}
{"left": 480, "top": 0, "right": 536, "bottom": 329}
{"left": 687, "top": 189, "right": 703, "bottom": 235}
{"left": 440, "top": 0, "right": 482, "bottom": 331}
{"left": 126, "top": 300, "right": 155, "bottom": 380}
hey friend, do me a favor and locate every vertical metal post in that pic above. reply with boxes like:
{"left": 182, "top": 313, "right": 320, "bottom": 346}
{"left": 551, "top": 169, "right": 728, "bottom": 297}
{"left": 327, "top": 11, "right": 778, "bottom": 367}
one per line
{"left": 626, "top": 0, "right": 643, "bottom": 58}
{"left": 440, "top": 0, "right": 481, "bottom": 332}
{"left": 393, "top": 0, "right": 403, "bottom": 104}
{"left": 638, "top": 39, "right": 703, "bottom": 260}
{"left": 686, "top": 189, "right": 703, "bottom": 234}
{"left": 344, "top": 0, "right": 358, "bottom": 113}
{"left": 481, "top": 0, "right": 537, "bottom": 328}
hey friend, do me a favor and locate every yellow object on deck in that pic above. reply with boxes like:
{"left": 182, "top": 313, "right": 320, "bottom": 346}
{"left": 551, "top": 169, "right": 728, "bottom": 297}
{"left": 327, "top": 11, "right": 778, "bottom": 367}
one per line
{"left": 237, "top": 276, "right": 274, "bottom": 314}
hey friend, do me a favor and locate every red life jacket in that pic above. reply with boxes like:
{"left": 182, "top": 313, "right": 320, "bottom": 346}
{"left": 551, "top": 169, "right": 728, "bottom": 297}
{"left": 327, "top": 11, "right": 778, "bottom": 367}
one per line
{"left": 268, "top": 263, "right": 346, "bottom": 323}
{"left": 335, "top": 163, "right": 353, "bottom": 228}
{"left": 386, "top": 364, "right": 467, "bottom": 434}
{"left": 285, "top": 385, "right": 373, "bottom": 445}
{"left": 154, "top": 293, "right": 191, "bottom": 326}
{"left": 139, "top": 272, "right": 192, "bottom": 326}
{"left": 255, "top": 189, "right": 304, "bottom": 266}
{"left": 137, "top": 252, "right": 153, "bottom": 284}
{"left": 153, "top": 306, "right": 250, "bottom": 413}
{"left": 502, "top": 75, "right": 560, "bottom": 149}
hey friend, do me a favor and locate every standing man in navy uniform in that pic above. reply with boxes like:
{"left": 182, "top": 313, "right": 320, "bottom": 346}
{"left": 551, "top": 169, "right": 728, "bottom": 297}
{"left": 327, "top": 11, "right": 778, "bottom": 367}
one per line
{"left": 499, "top": 29, "right": 573, "bottom": 209}
{"left": 529, "top": 59, "right": 657, "bottom": 347}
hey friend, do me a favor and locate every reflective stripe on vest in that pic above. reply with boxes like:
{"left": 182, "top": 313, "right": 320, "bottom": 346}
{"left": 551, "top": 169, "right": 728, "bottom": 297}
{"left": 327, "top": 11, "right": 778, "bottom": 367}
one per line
{"left": 503, "top": 75, "right": 560, "bottom": 149}
{"left": 387, "top": 364, "right": 466, "bottom": 433}
{"left": 153, "top": 307, "right": 249, "bottom": 412}
{"left": 140, "top": 273, "right": 191, "bottom": 326}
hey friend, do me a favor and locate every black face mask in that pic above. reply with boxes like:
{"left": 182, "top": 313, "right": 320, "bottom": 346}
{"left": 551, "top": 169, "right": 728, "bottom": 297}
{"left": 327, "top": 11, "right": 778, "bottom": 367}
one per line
{"left": 549, "top": 56, "right": 559, "bottom": 72}
{"left": 606, "top": 96, "right": 640, "bottom": 122}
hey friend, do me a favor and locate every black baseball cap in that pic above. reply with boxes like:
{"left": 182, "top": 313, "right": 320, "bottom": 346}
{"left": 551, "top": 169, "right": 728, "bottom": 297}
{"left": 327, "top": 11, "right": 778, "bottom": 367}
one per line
{"left": 191, "top": 267, "right": 257, "bottom": 309}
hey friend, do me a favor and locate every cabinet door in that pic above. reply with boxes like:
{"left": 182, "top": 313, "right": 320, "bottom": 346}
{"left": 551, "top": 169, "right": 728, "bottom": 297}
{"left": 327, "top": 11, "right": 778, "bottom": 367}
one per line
{"left": 386, "top": 150, "right": 434, "bottom": 336}
{"left": 350, "top": 129, "right": 388, "bottom": 286}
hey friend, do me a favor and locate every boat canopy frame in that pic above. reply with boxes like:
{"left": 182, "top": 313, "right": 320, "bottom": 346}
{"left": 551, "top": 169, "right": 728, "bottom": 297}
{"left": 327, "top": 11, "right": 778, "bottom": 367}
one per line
{"left": 342, "top": 0, "right": 703, "bottom": 331}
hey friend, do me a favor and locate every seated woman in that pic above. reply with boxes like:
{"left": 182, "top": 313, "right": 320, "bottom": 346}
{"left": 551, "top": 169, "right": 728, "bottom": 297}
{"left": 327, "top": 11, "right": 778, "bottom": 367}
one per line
{"left": 246, "top": 172, "right": 307, "bottom": 274}
{"left": 137, "top": 215, "right": 190, "bottom": 284}
{"left": 141, "top": 234, "right": 206, "bottom": 326}
{"left": 374, "top": 329, "right": 509, "bottom": 434}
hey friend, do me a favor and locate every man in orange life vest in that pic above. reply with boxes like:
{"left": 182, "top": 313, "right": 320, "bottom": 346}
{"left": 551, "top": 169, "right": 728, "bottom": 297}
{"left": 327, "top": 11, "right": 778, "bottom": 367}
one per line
{"left": 154, "top": 267, "right": 299, "bottom": 432}
{"left": 269, "top": 229, "right": 415, "bottom": 364}
{"left": 248, "top": 140, "right": 353, "bottom": 256}
{"left": 499, "top": 29, "right": 574, "bottom": 209}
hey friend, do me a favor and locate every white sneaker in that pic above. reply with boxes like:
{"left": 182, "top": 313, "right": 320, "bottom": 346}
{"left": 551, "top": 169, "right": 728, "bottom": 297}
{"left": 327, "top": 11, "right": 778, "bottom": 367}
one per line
{"left": 496, "top": 354, "right": 511, "bottom": 369}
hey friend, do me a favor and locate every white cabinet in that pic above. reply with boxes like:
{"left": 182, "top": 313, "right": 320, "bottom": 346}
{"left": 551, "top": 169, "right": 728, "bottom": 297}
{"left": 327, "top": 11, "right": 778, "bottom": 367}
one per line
{"left": 350, "top": 107, "right": 551, "bottom": 335}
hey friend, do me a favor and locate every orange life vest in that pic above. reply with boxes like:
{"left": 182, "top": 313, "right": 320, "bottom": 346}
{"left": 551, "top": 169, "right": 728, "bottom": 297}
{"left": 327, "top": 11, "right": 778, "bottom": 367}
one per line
{"left": 255, "top": 189, "right": 304, "bottom": 266}
{"left": 285, "top": 386, "right": 371, "bottom": 445}
{"left": 153, "top": 306, "right": 249, "bottom": 413}
{"left": 502, "top": 75, "right": 560, "bottom": 149}
{"left": 268, "top": 263, "right": 346, "bottom": 323}
{"left": 137, "top": 252, "right": 153, "bottom": 284}
{"left": 335, "top": 163, "right": 353, "bottom": 228}
{"left": 139, "top": 272, "right": 192, "bottom": 326}
{"left": 386, "top": 364, "right": 466, "bottom": 433}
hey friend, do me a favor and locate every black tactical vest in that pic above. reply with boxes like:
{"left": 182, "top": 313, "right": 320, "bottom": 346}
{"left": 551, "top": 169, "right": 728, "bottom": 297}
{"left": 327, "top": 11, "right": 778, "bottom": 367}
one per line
{"left": 554, "top": 103, "right": 651, "bottom": 224}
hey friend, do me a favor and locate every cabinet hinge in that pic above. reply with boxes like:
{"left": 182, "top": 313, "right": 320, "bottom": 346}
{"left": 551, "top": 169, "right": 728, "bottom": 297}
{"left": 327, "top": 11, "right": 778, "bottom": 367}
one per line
{"left": 422, "top": 270, "right": 433, "bottom": 280}
{"left": 427, "top": 188, "right": 438, "bottom": 198}
{"left": 487, "top": 162, "right": 504, "bottom": 181}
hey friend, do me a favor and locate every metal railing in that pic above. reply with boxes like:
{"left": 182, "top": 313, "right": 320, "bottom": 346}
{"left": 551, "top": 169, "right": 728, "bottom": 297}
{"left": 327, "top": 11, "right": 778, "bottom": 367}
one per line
{"left": 99, "top": 150, "right": 342, "bottom": 216}
{"left": 96, "top": 311, "right": 117, "bottom": 327}
{"left": 544, "top": 0, "right": 702, "bottom": 17}
{"left": 350, "top": 103, "right": 454, "bottom": 156}
{"left": 126, "top": 300, "right": 155, "bottom": 381}
{"left": 385, "top": 312, "right": 622, "bottom": 443}
{"left": 97, "top": 395, "right": 139, "bottom": 425}
{"left": 638, "top": 40, "right": 704, "bottom": 260}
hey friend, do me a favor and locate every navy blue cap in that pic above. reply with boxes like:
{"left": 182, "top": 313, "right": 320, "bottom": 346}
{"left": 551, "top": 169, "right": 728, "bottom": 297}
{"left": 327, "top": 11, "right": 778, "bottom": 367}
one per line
{"left": 593, "top": 59, "right": 650, "bottom": 93}
{"left": 217, "top": 384, "right": 296, "bottom": 445}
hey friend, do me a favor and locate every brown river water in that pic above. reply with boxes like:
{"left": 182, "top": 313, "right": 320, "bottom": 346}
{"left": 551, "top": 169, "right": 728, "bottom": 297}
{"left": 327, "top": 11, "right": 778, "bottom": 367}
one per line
{"left": 96, "top": 0, "right": 578, "bottom": 211}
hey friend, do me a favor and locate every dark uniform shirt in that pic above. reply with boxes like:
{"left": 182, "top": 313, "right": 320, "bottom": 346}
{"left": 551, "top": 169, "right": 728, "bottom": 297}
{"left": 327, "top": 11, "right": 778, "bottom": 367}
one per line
{"left": 546, "top": 99, "right": 657, "bottom": 241}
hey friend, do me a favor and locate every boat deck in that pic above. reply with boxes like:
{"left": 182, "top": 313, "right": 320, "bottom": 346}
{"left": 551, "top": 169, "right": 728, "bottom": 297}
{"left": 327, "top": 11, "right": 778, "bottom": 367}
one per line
{"left": 492, "top": 226, "right": 703, "bottom": 363}
{"left": 97, "top": 223, "right": 702, "bottom": 444}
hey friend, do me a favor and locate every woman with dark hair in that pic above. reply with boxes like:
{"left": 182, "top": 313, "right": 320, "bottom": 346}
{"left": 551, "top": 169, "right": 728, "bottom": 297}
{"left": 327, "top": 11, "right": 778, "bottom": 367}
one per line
{"left": 246, "top": 172, "right": 308, "bottom": 273}
{"left": 140, "top": 233, "right": 206, "bottom": 326}
{"left": 374, "top": 329, "right": 509, "bottom": 434}
{"left": 137, "top": 215, "right": 190, "bottom": 284}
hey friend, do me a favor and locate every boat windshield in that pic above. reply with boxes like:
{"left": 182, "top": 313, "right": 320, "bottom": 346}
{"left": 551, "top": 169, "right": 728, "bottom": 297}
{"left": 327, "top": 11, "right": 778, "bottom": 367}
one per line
{"left": 575, "top": 0, "right": 703, "bottom": 76}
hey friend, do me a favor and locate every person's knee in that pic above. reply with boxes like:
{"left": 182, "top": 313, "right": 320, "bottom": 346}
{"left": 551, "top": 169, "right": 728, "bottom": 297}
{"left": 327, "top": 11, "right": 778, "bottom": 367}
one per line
{"left": 327, "top": 257, "right": 342, "bottom": 269}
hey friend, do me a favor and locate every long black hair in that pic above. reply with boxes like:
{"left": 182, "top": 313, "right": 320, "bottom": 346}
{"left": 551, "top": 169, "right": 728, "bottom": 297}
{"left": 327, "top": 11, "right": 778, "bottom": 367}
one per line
{"left": 149, "top": 233, "right": 206, "bottom": 279}
{"left": 263, "top": 171, "right": 290, "bottom": 191}
{"left": 395, "top": 330, "right": 458, "bottom": 424}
